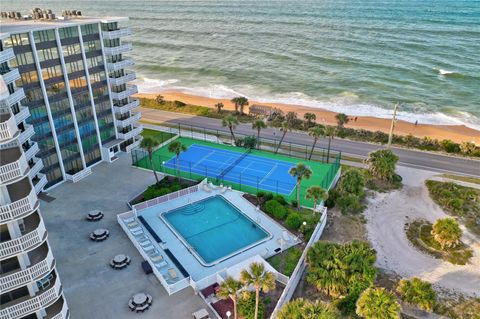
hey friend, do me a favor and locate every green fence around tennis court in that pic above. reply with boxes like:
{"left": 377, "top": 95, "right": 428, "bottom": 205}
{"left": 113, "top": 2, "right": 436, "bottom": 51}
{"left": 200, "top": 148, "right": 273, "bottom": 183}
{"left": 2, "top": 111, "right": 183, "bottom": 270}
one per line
{"left": 132, "top": 126, "right": 341, "bottom": 208}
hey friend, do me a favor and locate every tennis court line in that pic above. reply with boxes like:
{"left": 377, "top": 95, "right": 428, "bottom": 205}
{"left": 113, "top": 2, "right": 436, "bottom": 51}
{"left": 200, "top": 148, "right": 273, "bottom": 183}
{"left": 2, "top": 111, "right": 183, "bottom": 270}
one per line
{"left": 191, "top": 150, "right": 216, "bottom": 170}
{"left": 260, "top": 163, "right": 277, "bottom": 184}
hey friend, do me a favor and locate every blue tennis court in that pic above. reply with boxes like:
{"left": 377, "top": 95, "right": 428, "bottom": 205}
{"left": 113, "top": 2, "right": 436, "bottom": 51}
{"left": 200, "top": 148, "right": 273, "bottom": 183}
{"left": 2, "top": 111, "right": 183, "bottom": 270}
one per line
{"left": 163, "top": 144, "right": 297, "bottom": 195}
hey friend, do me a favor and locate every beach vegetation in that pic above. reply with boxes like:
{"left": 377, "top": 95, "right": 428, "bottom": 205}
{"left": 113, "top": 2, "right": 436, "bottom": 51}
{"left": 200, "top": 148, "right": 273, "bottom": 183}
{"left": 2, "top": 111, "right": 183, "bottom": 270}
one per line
{"left": 285, "top": 212, "right": 302, "bottom": 230}
{"left": 277, "top": 298, "right": 340, "bottom": 319}
{"left": 335, "top": 113, "right": 350, "bottom": 128}
{"left": 289, "top": 163, "right": 313, "bottom": 208}
{"left": 431, "top": 218, "right": 462, "bottom": 249}
{"left": 240, "top": 262, "right": 276, "bottom": 319}
{"left": 215, "top": 102, "right": 224, "bottom": 113}
{"left": 155, "top": 94, "right": 165, "bottom": 104}
{"left": 356, "top": 287, "right": 400, "bottom": 319}
{"left": 222, "top": 114, "right": 239, "bottom": 142}
{"left": 397, "top": 277, "right": 436, "bottom": 312}
{"left": 425, "top": 180, "right": 480, "bottom": 236}
{"left": 305, "top": 186, "right": 328, "bottom": 209}
{"left": 231, "top": 96, "right": 249, "bottom": 114}
{"left": 335, "top": 168, "right": 366, "bottom": 214}
{"left": 140, "top": 137, "right": 160, "bottom": 184}
{"left": 173, "top": 100, "right": 186, "bottom": 107}
{"left": 217, "top": 277, "right": 243, "bottom": 319}
{"left": 264, "top": 199, "right": 287, "bottom": 219}
{"left": 303, "top": 112, "right": 317, "bottom": 128}
{"left": 237, "top": 291, "right": 265, "bottom": 319}
{"left": 365, "top": 149, "right": 399, "bottom": 182}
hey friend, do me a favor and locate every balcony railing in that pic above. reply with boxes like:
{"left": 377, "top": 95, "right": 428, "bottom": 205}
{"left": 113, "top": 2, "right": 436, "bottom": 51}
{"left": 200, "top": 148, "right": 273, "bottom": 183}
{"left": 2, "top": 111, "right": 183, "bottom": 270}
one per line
{"left": 0, "top": 114, "right": 18, "bottom": 142}
{"left": 0, "top": 249, "right": 55, "bottom": 293}
{"left": 0, "top": 276, "right": 62, "bottom": 319}
{"left": 102, "top": 28, "right": 132, "bottom": 39}
{"left": 116, "top": 112, "right": 141, "bottom": 128}
{"left": 49, "top": 298, "right": 69, "bottom": 319}
{"left": 110, "top": 85, "right": 138, "bottom": 101}
{"left": 125, "top": 136, "right": 143, "bottom": 153}
{"left": 1, "top": 68, "right": 20, "bottom": 84}
{"left": 109, "top": 72, "right": 136, "bottom": 86}
{"left": 14, "top": 107, "right": 30, "bottom": 125}
{"left": 18, "top": 125, "right": 35, "bottom": 145}
{"left": 0, "top": 187, "right": 37, "bottom": 223}
{"left": 0, "top": 220, "right": 47, "bottom": 260}
{"left": 24, "top": 142, "right": 40, "bottom": 161}
{"left": 65, "top": 168, "right": 92, "bottom": 183}
{"left": 104, "top": 42, "right": 132, "bottom": 56}
{"left": 0, "top": 88, "right": 25, "bottom": 108}
{"left": 28, "top": 158, "right": 44, "bottom": 180}
{"left": 106, "top": 58, "right": 134, "bottom": 72}
{"left": 114, "top": 99, "right": 139, "bottom": 115}
{"left": 0, "top": 152, "right": 28, "bottom": 184}
{"left": 34, "top": 174, "right": 48, "bottom": 194}
{"left": 0, "top": 48, "right": 15, "bottom": 64}
{"left": 117, "top": 125, "right": 143, "bottom": 141}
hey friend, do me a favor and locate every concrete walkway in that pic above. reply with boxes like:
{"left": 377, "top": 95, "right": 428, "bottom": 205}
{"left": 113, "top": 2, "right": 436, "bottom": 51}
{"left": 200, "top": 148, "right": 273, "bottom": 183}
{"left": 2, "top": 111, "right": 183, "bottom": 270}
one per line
{"left": 40, "top": 154, "right": 214, "bottom": 318}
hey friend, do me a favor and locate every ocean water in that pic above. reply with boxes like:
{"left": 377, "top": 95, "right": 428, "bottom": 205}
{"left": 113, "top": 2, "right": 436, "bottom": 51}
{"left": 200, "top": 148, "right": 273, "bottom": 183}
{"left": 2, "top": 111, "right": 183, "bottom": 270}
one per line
{"left": 7, "top": 0, "right": 480, "bottom": 128}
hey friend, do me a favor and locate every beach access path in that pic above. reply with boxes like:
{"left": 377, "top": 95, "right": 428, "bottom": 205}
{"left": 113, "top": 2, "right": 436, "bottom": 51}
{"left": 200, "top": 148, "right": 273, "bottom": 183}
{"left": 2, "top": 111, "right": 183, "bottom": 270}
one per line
{"left": 139, "top": 108, "right": 480, "bottom": 177}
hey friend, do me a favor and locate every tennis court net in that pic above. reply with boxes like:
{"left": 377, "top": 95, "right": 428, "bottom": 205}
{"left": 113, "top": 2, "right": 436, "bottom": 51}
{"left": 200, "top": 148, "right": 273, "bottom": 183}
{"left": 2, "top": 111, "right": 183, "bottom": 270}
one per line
{"left": 217, "top": 148, "right": 251, "bottom": 180}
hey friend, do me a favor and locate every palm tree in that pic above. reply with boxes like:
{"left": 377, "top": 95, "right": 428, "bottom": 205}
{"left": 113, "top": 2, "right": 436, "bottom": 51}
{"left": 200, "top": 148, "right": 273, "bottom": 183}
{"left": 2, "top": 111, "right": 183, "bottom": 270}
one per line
{"left": 168, "top": 140, "right": 187, "bottom": 174}
{"left": 286, "top": 111, "right": 298, "bottom": 126}
{"left": 365, "top": 149, "right": 399, "bottom": 182}
{"left": 222, "top": 114, "right": 239, "bottom": 142}
{"left": 431, "top": 218, "right": 462, "bottom": 249}
{"left": 240, "top": 262, "right": 276, "bottom": 319}
{"left": 306, "top": 186, "right": 328, "bottom": 210}
{"left": 277, "top": 298, "right": 339, "bottom": 319}
{"left": 217, "top": 277, "right": 243, "bottom": 319}
{"left": 252, "top": 120, "right": 266, "bottom": 149}
{"left": 324, "top": 126, "right": 336, "bottom": 163}
{"left": 335, "top": 113, "right": 349, "bottom": 128}
{"left": 231, "top": 96, "right": 249, "bottom": 114}
{"left": 155, "top": 94, "right": 165, "bottom": 104}
{"left": 303, "top": 112, "right": 316, "bottom": 129}
{"left": 308, "top": 126, "right": 324, "bottom": 160}
{"left": 275, "top": 121, "right": 290, "bottom": 154}
{"left": 289, "top": 163, "right": 312, "bottom": 207}
{"left": 215, "top": 102, "right": 224, "bottom": 113}
{"left": 356, "top": 287, "right": 400, "bottom": 319}
{"left": 397, "top": 277, "right": 436, "bottom": 312}
{"left": 140, "top": 137, "right": 160, "bottom": 184}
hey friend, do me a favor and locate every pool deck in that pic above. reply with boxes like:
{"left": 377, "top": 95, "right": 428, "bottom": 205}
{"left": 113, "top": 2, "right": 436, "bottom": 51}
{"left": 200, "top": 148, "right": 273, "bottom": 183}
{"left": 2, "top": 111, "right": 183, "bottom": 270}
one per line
{"left": 119, "top": 182, "right": 300, "bottom": 293}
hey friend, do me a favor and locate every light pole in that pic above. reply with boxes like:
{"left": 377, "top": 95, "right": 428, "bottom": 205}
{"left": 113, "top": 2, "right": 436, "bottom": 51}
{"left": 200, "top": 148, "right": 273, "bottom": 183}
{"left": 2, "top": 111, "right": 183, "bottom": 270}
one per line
{"left": 161, "top": 161, "right": 165, "bottom": 174}
{"left": 226, "top": 310, "right": 231, "bottom": 319}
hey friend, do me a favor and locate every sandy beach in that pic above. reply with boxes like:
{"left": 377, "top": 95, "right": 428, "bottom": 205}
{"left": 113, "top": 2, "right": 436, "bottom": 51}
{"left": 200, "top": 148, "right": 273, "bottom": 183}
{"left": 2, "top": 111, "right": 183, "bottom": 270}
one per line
{"left": 136, "top": 91, "right": 480, "bottom": 144}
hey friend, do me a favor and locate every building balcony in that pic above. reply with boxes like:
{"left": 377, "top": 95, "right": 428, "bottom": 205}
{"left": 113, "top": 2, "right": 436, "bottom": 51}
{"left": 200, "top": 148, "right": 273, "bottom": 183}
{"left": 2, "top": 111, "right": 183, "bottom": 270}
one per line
{"left": 65, "top": 168, "right": 92, "bottom": 183}
{"left": 0, "top": 88, "right": 25, "bottom": 108}
{"left": 104, "top": 42, "right": 133, "bottom": 56}
{"left": 0, "top": 179, "right": 38, "bottom": 223}
{"left": 125, "top": 135, "right": 143, "bottom": 153}
{"left": 0, "top": 48, "right": 15, "bottom": 65}
{"left": 110, "top": 85, "right": 138, "bottom": 101}
{"left": 28, "top": 157, "right": 44, "bottom": 180}
{"left": 14, "top": 106, "right": 30, "bottom": 125}
{"left": 113, "top": 99, "right": 139, "bottom": 115}
{"left": 106, "top": 58, "right": 134, "bottom": 72}
{"left": 33, "top": 173, "right": 48, "bottom": 194}
{"left": 0, "top": 274, "right": 62, "bottom": 319}
{"left": 24, "top": 142, "right": 40, "bottom": 161}
{"left": 109, "top": 71, "right": 136, "bottom": 86}
{"left": 116, "top": 112, "right": 141, "bottom": 128}
{"left": 102, "top": 28, "right": 132, "bottom": 39}
{"left": 0, "top": 147, "right": 29, "bottom": 185}
{"left": 0, "top": 217, "right": 47, "bottom": 260}
{"left": 45, "top": 295, "right": 69, "bottom": 319}
{"left": 0, "top": 247, "right": 55, "bottom": 294}
{"left": 117, "top": 125, "right": 143, "bottom": 141}
{"left": 1, "top": 68, "right": 20, "bottom": 85}
{"left": 18, "top": 124, "right": 35, "bottom": 146}
{"left": 0, "top": 112, "right": 19, "bottom": 143}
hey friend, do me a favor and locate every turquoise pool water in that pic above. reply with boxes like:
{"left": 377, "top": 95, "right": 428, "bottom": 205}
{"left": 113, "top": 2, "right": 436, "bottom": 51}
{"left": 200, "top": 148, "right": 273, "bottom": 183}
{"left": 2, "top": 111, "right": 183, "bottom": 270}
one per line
{"left": 163, "top": 195, "right": 269, "bottom": 265}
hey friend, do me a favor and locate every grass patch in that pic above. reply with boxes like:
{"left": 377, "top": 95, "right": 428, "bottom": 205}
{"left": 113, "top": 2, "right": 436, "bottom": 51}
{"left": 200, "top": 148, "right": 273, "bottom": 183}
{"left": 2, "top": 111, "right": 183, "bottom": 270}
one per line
{"left": 405, "top": 219, "right": 473, "bottom": 265}
{"left": 434, "top": 297, "right": 480, "bottom": 319}
{"left": 267, "top": 246, "right": 303, "bottom": 276}
{"left": 440, "top": 174, "right": 480, "bottom": 185}
{"left": 426, "top": 180, "right": 480, "bottom": 237}
{"left": 141, "top": 128, "right": 176, "bottom": 144}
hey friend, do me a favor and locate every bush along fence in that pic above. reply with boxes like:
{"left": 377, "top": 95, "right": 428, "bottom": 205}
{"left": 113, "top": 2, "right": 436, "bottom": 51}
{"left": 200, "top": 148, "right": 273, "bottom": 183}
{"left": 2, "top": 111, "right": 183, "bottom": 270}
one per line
{"left": 270, "top": 205, "right": 329, "bottom": 319}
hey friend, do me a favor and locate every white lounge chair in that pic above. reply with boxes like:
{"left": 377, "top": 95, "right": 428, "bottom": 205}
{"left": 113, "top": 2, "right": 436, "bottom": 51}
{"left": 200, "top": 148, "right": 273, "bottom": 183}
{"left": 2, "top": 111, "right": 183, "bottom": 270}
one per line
{"left": 124, "top": 217, "right": 135, "bottom": 223}
{"left": 150, "top": 255, "right": 164, "bottom": 263}
{"left": 168, "top": 268, "right": 178, "bottom": 279}
{"left": 131, "top": 229, "right": 143, "bottom": 236}
{"left": 139, "top": 240, "right": 152, "bottom": 247}
{"left": 155, "top": 260, "right": 168, "bottom": 268}
{"left": 130, "top": 226, "right": 142, "bottom": 232}
{"left": 142, "top": 245, "right": 156, "bottom": 252}
{"left": 127, "top": 221, "right": 139, "bottom": 228}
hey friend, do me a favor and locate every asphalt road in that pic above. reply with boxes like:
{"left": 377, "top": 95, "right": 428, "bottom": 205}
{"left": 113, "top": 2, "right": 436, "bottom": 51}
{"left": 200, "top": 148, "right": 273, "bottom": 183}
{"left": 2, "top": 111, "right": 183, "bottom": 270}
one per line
{"left": 140, "top": 108, "right": 480, "bottom": 177}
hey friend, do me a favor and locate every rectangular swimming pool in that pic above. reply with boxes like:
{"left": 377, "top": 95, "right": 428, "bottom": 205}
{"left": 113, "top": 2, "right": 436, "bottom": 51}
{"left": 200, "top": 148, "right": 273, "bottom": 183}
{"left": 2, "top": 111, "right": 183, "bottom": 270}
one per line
{"left": 161, "top": 195, "right": 270, "bottom": 266}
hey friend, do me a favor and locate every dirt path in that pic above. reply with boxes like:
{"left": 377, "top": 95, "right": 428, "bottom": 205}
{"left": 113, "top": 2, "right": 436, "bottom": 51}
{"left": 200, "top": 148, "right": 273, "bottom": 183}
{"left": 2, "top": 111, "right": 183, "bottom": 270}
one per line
{"left": 364, "top": 166, "right": 480, "bottom": 297}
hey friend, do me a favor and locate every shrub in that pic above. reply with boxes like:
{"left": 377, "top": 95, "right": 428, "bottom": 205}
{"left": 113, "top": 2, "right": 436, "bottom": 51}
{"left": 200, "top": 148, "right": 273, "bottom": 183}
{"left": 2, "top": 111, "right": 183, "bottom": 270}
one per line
{"left": 431, "top": 218, "right": 462, "bottom": 249}
{"left": 397, "top": 277, "right": 436, "bottom": 312}
{"left": 338, "top": 169, "right": 365, "bottom": 197}
{"left": 285, "top": 212, "right": 302, "bottom": 230}
{"left": 264, "top": 200, "right": 287, "bottom": 219}
{"left": 243, "top": 135, "right": 258, "bottom": 149}
{"left": 257, "top": 191, "right": 266, "bottom": 198}
{"left": 173, "top": 100, "right": 186, "bottom": 107}
{"left": 264, "top": 192, "right": 274, "bottom": 201}
{"left": 238, "top": 292, "right": 264, "bottom": 319}
{"left": 274, "top": 195, "right": 287, "bottom": 206}
{"left": 325, "top": 189, "right": 338, "bottom": 208}
{"left": 441, "top": 139, "right": 460, "bottom": 153}
{"left": 291, "top": 199, "right": 298, "bottom": 208}
{"left": 337, "top": 194, "right": 363, "bottom": 214}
